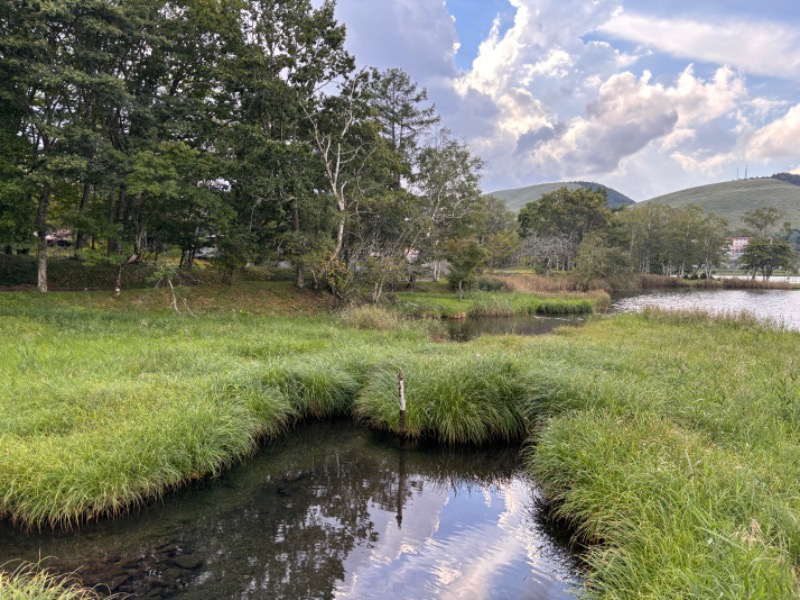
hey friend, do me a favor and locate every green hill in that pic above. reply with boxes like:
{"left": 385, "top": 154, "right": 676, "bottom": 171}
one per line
{"left": 639, "top": 178, "right": 800, "bottom": 232}
{"left": 489, "top": 181, "right": 636, "bottom": 212}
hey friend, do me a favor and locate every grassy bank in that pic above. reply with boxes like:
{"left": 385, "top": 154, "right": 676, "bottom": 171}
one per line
{"left": 1, "top": 285, "right": 799, "bottom": 597}
{"left": 393, "top": 288, "right": 604, "bottom": 318}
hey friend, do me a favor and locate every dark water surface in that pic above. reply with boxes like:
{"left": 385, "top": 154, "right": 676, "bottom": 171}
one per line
{"left": 0, "top": 421, "right": 581, "bottom": 599}
{"left": 447, "top": 315, "right": 587, "bottom": 341}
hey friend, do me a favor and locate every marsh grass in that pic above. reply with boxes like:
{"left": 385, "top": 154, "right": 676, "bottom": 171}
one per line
{"left": 2, "top": 286, "right": 800, "bottom": 598}
{"left": 394, "top": 290, "right": 598, "bottom": 319}
{"left": 720, "top": 277, "right": 796, "bottom": 290}
{"left": 354, "top": 351, "right": 529, "bottom": 444}
{"left": 0, "top": 562, "right": 116, "bottom": 599}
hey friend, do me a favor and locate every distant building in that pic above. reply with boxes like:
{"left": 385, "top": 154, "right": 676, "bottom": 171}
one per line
{"left": 726, "top": 236, "right": 750, "bottom": 259}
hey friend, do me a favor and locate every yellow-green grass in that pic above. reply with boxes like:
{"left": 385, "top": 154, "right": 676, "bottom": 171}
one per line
{"left": 1, "top": 286, "right": 800, "bottom": 598}
{"left": 0, "top": 562, "right": 112, "bottom": 599}
{"left": 393, "top": 290, "right": 598, "bottom": 319}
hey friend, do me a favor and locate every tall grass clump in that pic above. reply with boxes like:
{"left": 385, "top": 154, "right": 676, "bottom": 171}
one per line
{"left": 259, "top": 356, "right": 361, "bottom": 418}
{"left": 355, "top": 351, "right": 530, "bottom": 444}
{"left": 338, "top": 304, "right": 406, "bottom": 330}
{"left": 0, "top": 562, "right": 115, "bottom": 599}
{"left": 531, "top": 411, "right": 797, "bottom": 598}
{"left": 521, "top": 311, "right": 800, "bottom": 598}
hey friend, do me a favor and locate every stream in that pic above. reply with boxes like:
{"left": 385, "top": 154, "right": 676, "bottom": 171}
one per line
{"left": 0, "top": 421, "right": 581, "bottom": 599}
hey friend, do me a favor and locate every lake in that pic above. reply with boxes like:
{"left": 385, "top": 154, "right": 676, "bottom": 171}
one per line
{"left": 0, "top": 421, "right": 581, "bottom": 599}
{"left": 611, "top": 288, "right": 800, "bottom": 330}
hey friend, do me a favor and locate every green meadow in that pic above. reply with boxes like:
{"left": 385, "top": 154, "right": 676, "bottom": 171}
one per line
{"left": 1, "top": 284, "right": 799, "bottom": 598}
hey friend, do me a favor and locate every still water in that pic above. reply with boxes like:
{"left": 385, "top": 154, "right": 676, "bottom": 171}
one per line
{"left": 0, "top": 421, "right": 581, "bottom": 599}
{"left": 612, "top": 288, "right": 800, "bottom": 330}
{"left": 447, "top": 315, "right": 586, "bottom": 341}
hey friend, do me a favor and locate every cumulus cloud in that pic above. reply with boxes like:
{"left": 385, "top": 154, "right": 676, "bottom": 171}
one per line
{"left": 748, "top": 104, "right": 800, "bottom": 160}
{"left": 600, "top": 12, "right": 800, "bottom": 81}
{"left": 524, "top": 71, "right": 676, "bottom": 175}
{"left": 332, "top": 0, "right": 799, "bottom": 197}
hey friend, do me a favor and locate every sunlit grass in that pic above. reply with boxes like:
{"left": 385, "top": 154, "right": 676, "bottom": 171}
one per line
{"left": 1, "top": 286, "right": 800, "bottom": 598}
{"left": 393, "top": 290, "right": 599, "bottom": 318}
{"left": 0, "top": 562, "right": 115, "bottom": 599}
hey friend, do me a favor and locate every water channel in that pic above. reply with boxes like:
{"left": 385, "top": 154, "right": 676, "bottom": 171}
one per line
{"left": 0, "top": 421, "right": 581, "bottom": 599}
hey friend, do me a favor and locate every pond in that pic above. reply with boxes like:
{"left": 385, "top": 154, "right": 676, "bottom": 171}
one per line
{"left": 447, "top": 315, "right": 587, "bottom": 341}
{"left": 611, "top": 288, "right": 800, "bottom": 330}
{"left": 0, "top": 421, "right": 581, "bottom": 599}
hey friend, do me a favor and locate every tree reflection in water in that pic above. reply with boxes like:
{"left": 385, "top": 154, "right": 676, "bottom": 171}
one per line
{"left": 0, "top": 421, "right": 579, "bottom": 599}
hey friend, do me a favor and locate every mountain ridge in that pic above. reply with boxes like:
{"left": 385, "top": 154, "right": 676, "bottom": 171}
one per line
{"left": 638, "top": 177, "right": 800, "bottom": 232}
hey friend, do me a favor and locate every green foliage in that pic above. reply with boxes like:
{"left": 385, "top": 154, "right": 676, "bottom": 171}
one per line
{"left": 489, "top": 181, "right": 635, "bottom": 212}
{"left": 0, "top": 0, "right": 493, "bottom": 301}
{"left": 445, "top": 238, "right": 486, "bottom": 294}
{"left": 739, "top": 236, "right": 795, "bottom": 280}
{"left": 618, "top": 203, "right": 727, "bottom": 276}
{"left": 0, "top": 255, "right": 153, "bottom": 289}
{"left": 574, "top": 231, "right": 631, "bottom": 286}
{"left": 743, "top": 206, "right": 783, "bottom": 236}
{"left": 640, "top": 178, "right": 800, "bottom": 233}
{"left": 518, "top": 186, "right": 612, "bottom": 241}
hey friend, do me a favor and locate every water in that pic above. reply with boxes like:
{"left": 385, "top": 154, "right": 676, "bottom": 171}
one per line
{"left": 612, "top": 288, "right": 800, "bottom": 330}
{"left": 448, "top": 315, "right": 587, "bottom": 341}
{"left": 0, "top": 421, "right": 581, "bottom": 599}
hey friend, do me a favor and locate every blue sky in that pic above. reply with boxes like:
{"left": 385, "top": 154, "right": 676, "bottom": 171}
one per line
{"left": 333, "top": 0, "right": 800, "bottom": 200}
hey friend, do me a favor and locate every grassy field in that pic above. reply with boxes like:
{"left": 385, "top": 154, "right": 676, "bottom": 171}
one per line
{"left": 1, "top": 284, "right": 799, "bottom": 598}
{"left": 638, "top": 178, "right": 800, "bottom": 232}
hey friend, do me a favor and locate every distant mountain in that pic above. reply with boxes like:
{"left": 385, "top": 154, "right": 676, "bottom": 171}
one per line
{"left": 638, "top": 177, "right": 800, "bottom": 232}
{"left": 488, "top": 181, "right": 636, "bottom": 212}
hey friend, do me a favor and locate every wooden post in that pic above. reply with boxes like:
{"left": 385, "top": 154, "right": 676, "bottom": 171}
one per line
{"left": 398, "top": 370, "right": 406, "bottom": 437}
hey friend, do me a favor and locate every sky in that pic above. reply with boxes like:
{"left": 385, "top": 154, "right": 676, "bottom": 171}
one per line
{"left": 330, "top": 0, "right": 800, "bottom": 201}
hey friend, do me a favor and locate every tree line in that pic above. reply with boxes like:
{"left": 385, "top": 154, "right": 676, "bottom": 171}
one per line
{"left": 0, "top": 0, "right": 516, "bottom": 299}
{"left": 517, "top": 189, "right": 796, "bottom": 283}
{"left": 0, "top": 0, "right": 793, "bottom": 297}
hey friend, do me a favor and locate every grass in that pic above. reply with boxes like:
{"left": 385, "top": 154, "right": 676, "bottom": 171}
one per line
{"left": 0, "top": 562, "right": 112, "bottom": 599}
{"left": 639, "top": 178, "right": 800, "bottom": 232}
{"left": 393, "top": 289, "right": 600, "bottom": 318}
{"left": 1, "top": 285, "right": 800, "bottom": 598}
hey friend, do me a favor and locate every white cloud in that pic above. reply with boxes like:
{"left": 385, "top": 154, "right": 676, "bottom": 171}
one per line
{"left": 529, "top": 71, "right": 679, "bottom": 175}
{"left": 748, "top": 104, "right": 800, "bottom": 160}
{"left": 600, "top": 12, "right": 800, "bottom": 80}
{"left": 670, "top": 150, "right": 738, "bottom": 176}
{"left": 332, "top": 0, "right": 800, "bottom": 197}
